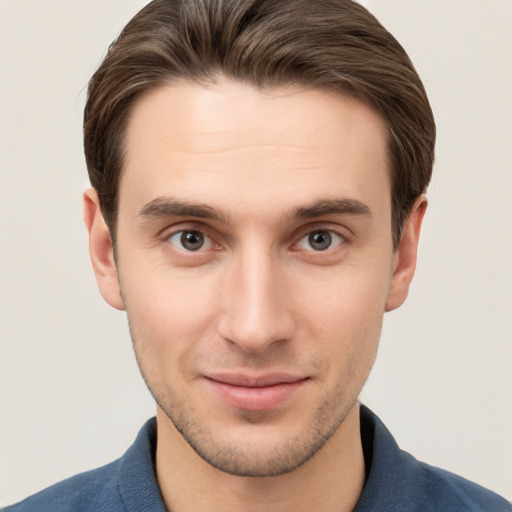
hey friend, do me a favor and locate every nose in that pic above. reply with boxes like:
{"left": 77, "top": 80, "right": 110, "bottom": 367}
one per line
{"left": 217, "top": 247, "right": 296, "bottom": 354}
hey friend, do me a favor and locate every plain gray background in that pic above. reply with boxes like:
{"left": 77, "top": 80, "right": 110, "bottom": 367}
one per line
{"left": 1, "top": 0, "right": 511, "bottom": 505}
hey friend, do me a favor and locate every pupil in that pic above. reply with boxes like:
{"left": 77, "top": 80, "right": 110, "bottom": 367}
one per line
{"left": 181, "top": 231, "right": 204, "bottom": 251}
{"left": 309, "top": 231, "right": 331, "bottom": 251}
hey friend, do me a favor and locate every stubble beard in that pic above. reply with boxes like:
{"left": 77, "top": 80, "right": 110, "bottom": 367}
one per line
{"left": 165, "top": 389, "right": 356, "bottom": 477}
{"left": 131, "top": 332, "right": 359, "bottom": 478}
{"left": 124, "top": 299, "right": 376, "bottom": 478}
{"left": 152, "top": 387, "right": 355, "bottom": 477}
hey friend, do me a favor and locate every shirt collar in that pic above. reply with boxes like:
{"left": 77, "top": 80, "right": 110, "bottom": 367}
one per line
{"left": 116, "top": 405, "right": 428, "bottom": 512}
{"left": 117, "top": 418, "right": 167, "bottom": 511}
{"left": 354, "top": 404, "right": 434, "bottom": 512}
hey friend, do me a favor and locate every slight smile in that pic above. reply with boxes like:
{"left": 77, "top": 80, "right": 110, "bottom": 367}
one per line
{"left": 204, "top": 373, "right": 310, "bottom": 411}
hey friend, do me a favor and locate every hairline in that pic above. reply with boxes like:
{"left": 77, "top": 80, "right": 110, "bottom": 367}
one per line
{"left": 104, "top": 76, "right": 397, "bottom": 248}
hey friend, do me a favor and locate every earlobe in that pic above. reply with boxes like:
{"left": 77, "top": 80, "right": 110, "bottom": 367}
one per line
{"left": 83, "top": 188, "right": 125, "bottom": 311}
{"left": 385, "top": 195, "right": 427, "bottom": 312}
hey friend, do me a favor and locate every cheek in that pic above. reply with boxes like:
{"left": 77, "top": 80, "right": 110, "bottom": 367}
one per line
{"left": 299, "top": 262, "right": 390, "bottom": 329}
{"left": 297, "top": 267, "right": 389, "bottom": 375}
{"left": 120, "top": 265, "right": 221, "bottom": 371}
{"left": 123, "top": 260, "right": 218, "bottom": 323}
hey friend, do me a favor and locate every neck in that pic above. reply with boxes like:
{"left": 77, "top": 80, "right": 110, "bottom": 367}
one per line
{"left": 155, "top": 403, "right": 366, "bottom": 512}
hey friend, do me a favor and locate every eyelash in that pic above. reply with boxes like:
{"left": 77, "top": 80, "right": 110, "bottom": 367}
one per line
{"left": 165, "top": 226, "right": 346, "bottom": 254}
{"left": 167, "top": 230, "right": 216, "bottom": 252}
{"left": 295, "top": 229, "right": 345, "bottom": 252}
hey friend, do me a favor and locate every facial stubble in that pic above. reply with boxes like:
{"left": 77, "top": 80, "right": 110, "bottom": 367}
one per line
{"left": 127, "top": 322, "right": 372, "bottom": 478}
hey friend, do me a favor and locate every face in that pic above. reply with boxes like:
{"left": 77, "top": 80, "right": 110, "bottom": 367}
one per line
{"left": 86, "top": 79, "right": 424, "bottom": 477}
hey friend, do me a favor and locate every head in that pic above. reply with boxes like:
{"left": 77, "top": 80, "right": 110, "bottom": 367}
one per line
{"left": 84, "top": 0, "right": 434, "bottom": 478}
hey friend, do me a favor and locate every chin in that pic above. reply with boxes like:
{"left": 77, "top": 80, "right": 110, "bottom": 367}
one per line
{"left": 159, "top": 396, "right": 350, "bottom": 477}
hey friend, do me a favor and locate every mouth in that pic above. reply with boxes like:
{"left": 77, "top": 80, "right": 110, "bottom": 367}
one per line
{"left": 204, "top": 373, "right": 309, "bottom": 411}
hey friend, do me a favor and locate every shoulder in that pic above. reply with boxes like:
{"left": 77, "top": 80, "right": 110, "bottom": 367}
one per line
{"left": 3, "top": 418, "right": 163, "bottom": 512}
{"left": 414, "top": 456, "right": 512, "bottom": 511}
{"left": 358, "top": 405, "right": 511, "bottom": 511}
{"left": 3, "top": 460, "right": 124, "bottom": 512}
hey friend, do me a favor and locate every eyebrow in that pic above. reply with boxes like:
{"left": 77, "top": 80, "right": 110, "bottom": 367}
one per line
{"left": 138, "top": 197, "right": 229, "bottom": 223}
{"left": 138, "top": 196, "right": 371, "bottom": 224}
{"left": 290, "top": 198, "right": 371, "bottom": 220}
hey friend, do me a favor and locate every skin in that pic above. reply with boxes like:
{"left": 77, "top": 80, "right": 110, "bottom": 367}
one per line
{"left": 84, "top": 79, "right": 426, "bottom": 512}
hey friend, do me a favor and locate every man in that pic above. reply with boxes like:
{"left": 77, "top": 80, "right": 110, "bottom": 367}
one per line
{"left": 4, "top": 0, "right": 510, "bottom": 511}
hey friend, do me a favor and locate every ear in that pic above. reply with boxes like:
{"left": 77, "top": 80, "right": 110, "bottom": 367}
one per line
{"left": 83, "top": 188, "right": 125, "bottom": 311}
{"left": 385, "top": 195, "right": 427, "bottom": 312}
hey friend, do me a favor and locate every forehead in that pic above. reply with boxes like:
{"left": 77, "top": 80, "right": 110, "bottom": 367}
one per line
{"left": 120, "top": 80, "right": 391, "bottom": 220}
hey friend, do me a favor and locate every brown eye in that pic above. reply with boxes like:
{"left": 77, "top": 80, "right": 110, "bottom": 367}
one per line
{"left": 297, "top": 230, "right": 345, "bottom": 252}
{"left": 169, "top": 230, "right": 211, "bottom": 251}
{"left": 181, "top": 231, "right": 204, "bottom": 250}
{"left": 308, "top": 231, "right": 332, "bottom": 251}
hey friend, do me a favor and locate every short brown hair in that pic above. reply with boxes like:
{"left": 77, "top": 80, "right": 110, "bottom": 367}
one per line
{"left": 84, "top": 0, "right": 435, "bottom": 248}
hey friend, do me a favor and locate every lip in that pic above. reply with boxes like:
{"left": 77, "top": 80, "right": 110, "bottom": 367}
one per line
{"left": 204, "top": 373, "right": 309, "bottom": 411}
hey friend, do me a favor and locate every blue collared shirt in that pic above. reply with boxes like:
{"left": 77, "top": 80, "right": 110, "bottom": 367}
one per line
{"left": 4, "top": 405, "right": 511, "bottom": 511}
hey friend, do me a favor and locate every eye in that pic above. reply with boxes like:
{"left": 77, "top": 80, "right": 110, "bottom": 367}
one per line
{"left": 296, "top": 230, "right": 345, "bottom": 251}
{"left": 168, "top": 230, "right": 213, "bottom": 252}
